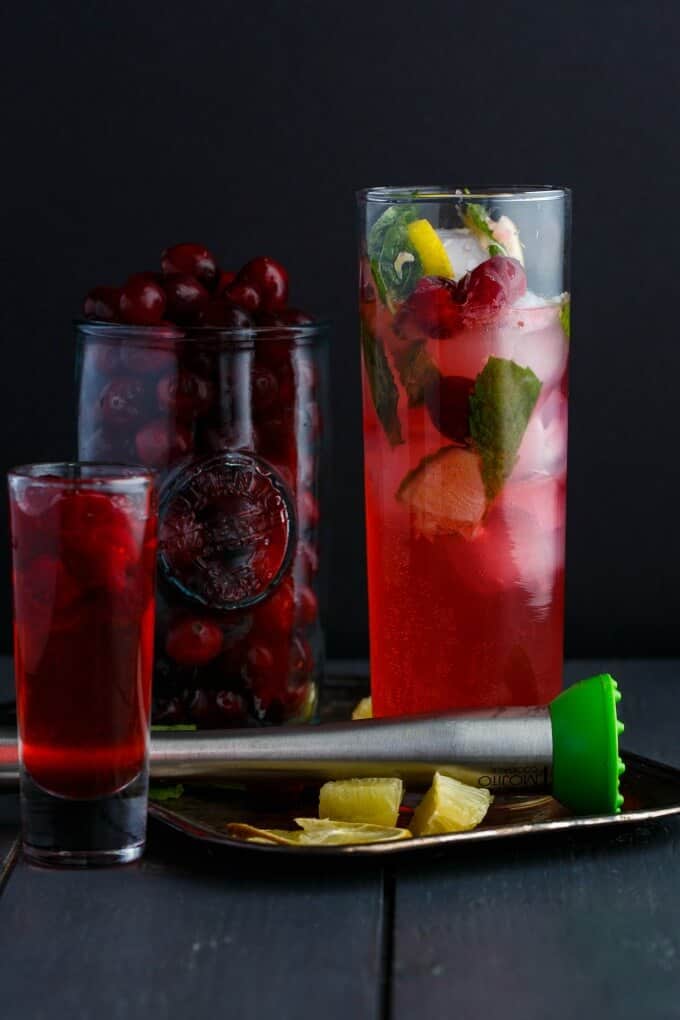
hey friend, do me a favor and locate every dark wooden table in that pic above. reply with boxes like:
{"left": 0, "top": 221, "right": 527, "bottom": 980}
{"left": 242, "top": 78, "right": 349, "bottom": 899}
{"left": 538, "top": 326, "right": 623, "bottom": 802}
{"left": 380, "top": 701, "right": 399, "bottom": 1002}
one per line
{"left": 1, "top": 657, "right": 680, "bottom": 1019}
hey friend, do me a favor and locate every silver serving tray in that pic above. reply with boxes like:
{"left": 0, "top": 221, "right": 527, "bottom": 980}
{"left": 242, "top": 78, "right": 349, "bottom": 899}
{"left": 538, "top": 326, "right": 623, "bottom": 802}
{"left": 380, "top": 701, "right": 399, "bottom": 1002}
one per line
{"left": 149, "top": 751, "right": 680, "bottom": 856}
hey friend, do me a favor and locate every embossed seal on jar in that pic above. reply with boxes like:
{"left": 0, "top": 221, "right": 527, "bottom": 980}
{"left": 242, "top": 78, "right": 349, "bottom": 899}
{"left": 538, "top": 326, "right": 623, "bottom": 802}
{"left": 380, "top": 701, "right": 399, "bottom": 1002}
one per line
{"left": 159, "top": 453, "right": 295, "bottom": 609}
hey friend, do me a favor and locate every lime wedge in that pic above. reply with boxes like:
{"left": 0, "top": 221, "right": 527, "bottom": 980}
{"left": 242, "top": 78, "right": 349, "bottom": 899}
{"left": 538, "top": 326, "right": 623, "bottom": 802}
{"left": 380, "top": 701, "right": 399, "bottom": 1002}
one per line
{"left": 397, "top": 446, "right": 486, "bottom": 539}
{"left": 319, "top": 778, "right": 403, "bottom": 827}
{"left": 411, "top": 772, "right": 492, "bottom": 836}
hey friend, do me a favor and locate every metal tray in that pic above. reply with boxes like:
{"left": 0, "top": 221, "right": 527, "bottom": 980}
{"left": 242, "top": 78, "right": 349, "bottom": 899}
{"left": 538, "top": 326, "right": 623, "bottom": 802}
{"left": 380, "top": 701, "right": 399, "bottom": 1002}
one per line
{"left": 149, "top": 750, "right": 680, "bottom": 856}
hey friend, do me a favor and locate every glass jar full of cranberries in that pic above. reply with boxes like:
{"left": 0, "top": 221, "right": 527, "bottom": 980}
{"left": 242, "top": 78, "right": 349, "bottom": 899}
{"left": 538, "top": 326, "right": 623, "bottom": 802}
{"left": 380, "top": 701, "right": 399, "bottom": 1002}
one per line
{"left": 76, "top": 318, "right": 326, "bottom": 729}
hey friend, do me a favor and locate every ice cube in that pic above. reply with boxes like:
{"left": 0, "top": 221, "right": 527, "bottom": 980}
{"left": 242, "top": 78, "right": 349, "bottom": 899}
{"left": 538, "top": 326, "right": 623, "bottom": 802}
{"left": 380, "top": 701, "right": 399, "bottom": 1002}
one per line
{"left": 513, "top": 390, "right": 567, "bottom": 480}
{"left": 505, "top": 508, "right": 564, "bottom": 608}
{"left": 501, "top": 477, "right": 566, "bottom": 534}
{"left": 437, "top": 229, "right": 486, "bottom": 278}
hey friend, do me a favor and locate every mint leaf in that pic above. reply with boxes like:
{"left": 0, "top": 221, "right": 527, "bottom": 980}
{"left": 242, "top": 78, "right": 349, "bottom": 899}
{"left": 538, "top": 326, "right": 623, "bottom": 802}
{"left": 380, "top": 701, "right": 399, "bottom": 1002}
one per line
{"left": 360, "top": 319, "right": 403, "bottom": 446}
{"left": 469, "top": 357, "right": 541, "bottom": 500}
{"left": 463, "top": 203, "right": 508, "bottom": 257}
{"left": 367, "top": 205, "right": 422, "bottom": 308}
{"left": 559, "top": 297, "right": 570, "bottom": 339}
{"left": 393, "top": 342, "right": 440, "bottom": 407}
{"left": 149, "top": 783, "right": 185, "bottom": 802}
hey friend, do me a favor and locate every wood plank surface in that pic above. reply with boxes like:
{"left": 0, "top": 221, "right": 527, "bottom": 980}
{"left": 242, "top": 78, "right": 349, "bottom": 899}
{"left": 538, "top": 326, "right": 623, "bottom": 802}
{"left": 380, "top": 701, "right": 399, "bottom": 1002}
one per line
{"left": 389, "top": 659, "right": 680, "bottom": 1020}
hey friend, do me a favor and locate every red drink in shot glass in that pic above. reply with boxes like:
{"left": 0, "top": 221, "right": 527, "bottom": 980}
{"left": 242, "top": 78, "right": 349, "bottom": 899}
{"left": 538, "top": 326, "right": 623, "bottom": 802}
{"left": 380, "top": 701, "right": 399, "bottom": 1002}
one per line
{"left": 8, "top": 463, "right": 157, "bottom": 866}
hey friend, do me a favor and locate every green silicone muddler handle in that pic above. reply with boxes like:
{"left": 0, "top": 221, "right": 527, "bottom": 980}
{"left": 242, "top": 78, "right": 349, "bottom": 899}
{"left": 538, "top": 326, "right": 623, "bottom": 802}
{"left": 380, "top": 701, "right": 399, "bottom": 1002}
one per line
{"left": 549, "top": 673, "right": 625, "bottom": 815}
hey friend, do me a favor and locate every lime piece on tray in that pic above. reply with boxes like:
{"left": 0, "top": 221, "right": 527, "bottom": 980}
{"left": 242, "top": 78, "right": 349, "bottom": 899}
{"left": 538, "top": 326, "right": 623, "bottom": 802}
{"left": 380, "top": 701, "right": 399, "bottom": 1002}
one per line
{"left": 411, "top": 772, "right": 492, "bottom": 836}
{"left": 397, "top": 446, "right": 487, "bottom": 539}
{"left": 319, "top": 778, "right": 403, "bottom": 828}
{"left": 352, "top": 696, "right": 373, "bottom": 720}
{"left": 406, "top": 219, "right": 455, "bottom": 278}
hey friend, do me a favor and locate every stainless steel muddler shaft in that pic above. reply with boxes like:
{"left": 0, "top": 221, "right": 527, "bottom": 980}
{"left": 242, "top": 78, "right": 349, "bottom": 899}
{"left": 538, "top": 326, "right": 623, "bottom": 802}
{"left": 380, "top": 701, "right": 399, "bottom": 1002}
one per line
{"left": 0, "top": 674, "right": 625, "bottom": 814}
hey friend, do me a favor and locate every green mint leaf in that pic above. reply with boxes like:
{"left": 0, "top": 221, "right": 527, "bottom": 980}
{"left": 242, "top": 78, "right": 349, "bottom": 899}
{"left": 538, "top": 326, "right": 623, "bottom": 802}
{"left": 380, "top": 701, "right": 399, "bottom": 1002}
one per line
{"left": 393, "top": 342, "right": 440, "bottom": 407}
{"left": 463, "top": 203, "right": 508, "bottom": 256}
{"left": 360, "top": 319, "right": 403, "bottom": 446}
{"left": 469, "top": 357, "right": 541, "bottom": 501}
{"left": 149, "top": 783, "right": 185, "bottom": 802}
{"left": 367, "top": 205, "right": 422, "bottom": 307}
{"left": 559, "top": 297, "right": 570, "bottom": 339}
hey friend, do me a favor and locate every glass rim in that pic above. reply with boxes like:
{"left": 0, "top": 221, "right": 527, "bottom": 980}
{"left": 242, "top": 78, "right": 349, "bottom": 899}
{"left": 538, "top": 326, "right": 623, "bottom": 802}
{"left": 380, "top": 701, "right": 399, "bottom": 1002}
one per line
{"left": 74, "top": 318, "right": 330, "bottom": 345}
{"left": 8, "top": 462, "right": 155, "bottom": 489}
{"left": 357, "top": 185, "right": 570, "bottom": 204}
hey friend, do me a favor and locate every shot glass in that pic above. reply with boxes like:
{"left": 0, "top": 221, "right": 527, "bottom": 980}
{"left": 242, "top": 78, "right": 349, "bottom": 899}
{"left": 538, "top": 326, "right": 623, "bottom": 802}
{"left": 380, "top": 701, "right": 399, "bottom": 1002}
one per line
{"left": 8, "top": 463, "right": 157, "bottom": 866}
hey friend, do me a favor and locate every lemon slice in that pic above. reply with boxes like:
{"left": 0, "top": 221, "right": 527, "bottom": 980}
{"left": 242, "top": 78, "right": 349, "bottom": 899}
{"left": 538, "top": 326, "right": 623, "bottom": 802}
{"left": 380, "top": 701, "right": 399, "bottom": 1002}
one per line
{"left": 319, "top": 778, "right": 403, "bottom": 827}
{"left": 406, "top": 219, "right": 455, "bottom": 278}
{"left": 226, "top": 823, "right": 302, "bottom": 845}
{"left": 352, "top": 696, "right": 373, "bottom": 720}
{"left": 397, "top": 446, "right": 486, "bottom": 539}
{"left": 295, "top": 818, "right": 411, "bottom": 845}
{"left": 411, "top": 772, "right": 492, "bottom": 836}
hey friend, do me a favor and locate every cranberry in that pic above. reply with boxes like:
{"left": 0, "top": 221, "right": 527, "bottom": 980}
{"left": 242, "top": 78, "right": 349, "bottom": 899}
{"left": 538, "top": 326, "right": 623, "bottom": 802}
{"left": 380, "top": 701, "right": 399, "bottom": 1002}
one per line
{"left": 396, "top": 276, "right": 463, "bottom": 339}
{"left": 251, "top": 365, "right": 279, "bottom": 413}
{"left": 424, "top": 374, "right": 474, "bottom": 444}
{"left": 461, "top": 256, "right": 527, "bottom": 324}
{"left": 162, "top": 274, "right": 209, "bottom": 325}
{"left": 166, "top": 616, "right": 223, "bottom": 666}
{"left": 299, "top": 491, "right": 320, "bottom": 529}
{"left": 99, "top": 377, "right": 146, "bottom": 427}
{"left": 161, "top": 243, "right": 219, "bottom": 290}
{"left": 252, "top": 577, "right": 295, "bottom": 635}
{"left": 153, "top": 696, "right": 185, "bottom": 725}
{"left": 135, "top": 418, "right": 192, "bottom": 468}
{"left": 90, "top": 342, "right": 121, "bottom": 375}
{"left": 119, "top": 277, "right": 166, "bottom": 325}
{"left": 67, "top": 515, "right": 138, "bottom": 594}
{"left": 186, "top": 688, "right": 222, "bottom": 728}
{"left": 246, "top": 642, "right": 276, "bottom": 678}
{"left": 83, "top": 286, "right": 120, "bottom": 322}
{"left": 296, "top": 586, "right": 318, "bottom": 626}
{"left": 215, "top": 270, "right": 237, "bottom": 296}
{"left": 203, "top": 298, "right": 253, "bottom": 328}
{"left": 216, "top": 690, "right": 248, "bottom": 725}
{"left": 237, "top": 257, "right": 289, "bottom": 312}
{"left": 157, "top": 371, "right": 213, "bottom": 420}
{"left": 159, "top": 508, "right": 204, "bottom": 567}
{"left": 226, "top": 280, "right": 261, "bottom": 313}
{"left": 120, "top": 344, "right": 177, "bottom": 376}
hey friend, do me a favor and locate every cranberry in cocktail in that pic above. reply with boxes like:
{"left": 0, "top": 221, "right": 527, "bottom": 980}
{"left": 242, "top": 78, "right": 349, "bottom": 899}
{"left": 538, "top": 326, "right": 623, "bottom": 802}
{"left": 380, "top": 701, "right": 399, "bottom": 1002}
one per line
{"left": 77, "top": 244, "right": 326, "bottom": 728}
{"left": 9, "top": 463, "right": 157, "bottom": 866}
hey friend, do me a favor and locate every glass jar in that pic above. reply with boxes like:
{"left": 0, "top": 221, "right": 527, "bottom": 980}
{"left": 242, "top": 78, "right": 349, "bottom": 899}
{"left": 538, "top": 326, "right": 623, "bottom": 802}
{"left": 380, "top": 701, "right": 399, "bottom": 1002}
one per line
{"left": 76, "top": 320, "right": 327, "bottom": 728}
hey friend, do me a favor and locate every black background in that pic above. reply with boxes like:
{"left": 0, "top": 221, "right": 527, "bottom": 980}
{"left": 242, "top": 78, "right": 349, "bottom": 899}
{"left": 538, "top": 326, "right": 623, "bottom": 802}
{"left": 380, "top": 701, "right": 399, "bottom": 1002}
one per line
{"left": 1, "top": 0, "right": 679, "bottom": 658}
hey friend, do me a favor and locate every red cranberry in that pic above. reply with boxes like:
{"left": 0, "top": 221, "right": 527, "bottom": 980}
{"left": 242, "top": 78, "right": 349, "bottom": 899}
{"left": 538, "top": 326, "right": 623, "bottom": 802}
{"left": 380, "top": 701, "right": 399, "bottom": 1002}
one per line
{"left": 424, "top": 374, "right": 474, "bottom": 444}
{"left": 166, "top": 616, "right": 223, "bottom": 666}
{"left": 68, "top": 517, "right": 137, "bottom": 595}
{"left": 99, "top": 377, "right": 146, "bottom": 427}
{"left": 246, "top": 642, "right": 276, "bottom": 678}
{"left": 186, "top": 688, "right": 222, "bottom": 728}
{"left": 83, "top": 286, "right": 120, "bottom": 322}
{"left": 252, "top": 577, "right": 295, "bottom": 635}
{"left": 161, "top": 243, "right": 219, "bottom": 290}
{"left": 119, "top": 277, "right": 166, "bottom": 326}
{"left": 296, "top": 586, "right": 318, "bottom": 626}
{"left": 461, "top": 256, "right": 527, "bottom": 324}
{"left": 203, "top": 298, "right": 253, "bottom": 328}
{"left": 215, "top": 270, "right": 237, "bottom": 295}
{"left": 90, "top": 342, "right": 121, "bottom": 375}
{"left": 237, "top": 257, "right": 289, "bottom": 312}
{"left": 216, "top": 690, "right": 247, "bottom": 725}
{"left": 396, "top": 276, "right": 463, "bottom": 339}
{"left": 135, "top": 418, "right": 192, "bottom": 468}
{"left": 162, "top": 274, "right": 209, "bottom": 325}
{"left": 157, "top": 371, "right": 213, "bottom": 420}
{"left": 226, "top": 280, "right": 261, "bottom": 313}
{"left": 251, "top": 365, "right": 279, "bottom": 413}
{"left": 299, "top": 491, "right": 320, "bottom": 529}
{"left": 120, "top": 344, "right": 177, "bottom": 376}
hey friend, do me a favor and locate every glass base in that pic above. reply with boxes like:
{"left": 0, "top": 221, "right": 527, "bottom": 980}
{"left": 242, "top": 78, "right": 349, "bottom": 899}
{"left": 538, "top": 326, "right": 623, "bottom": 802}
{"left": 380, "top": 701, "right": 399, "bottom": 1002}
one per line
{"left": 20, "top": 765, "right": 148, "bottom": 868}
